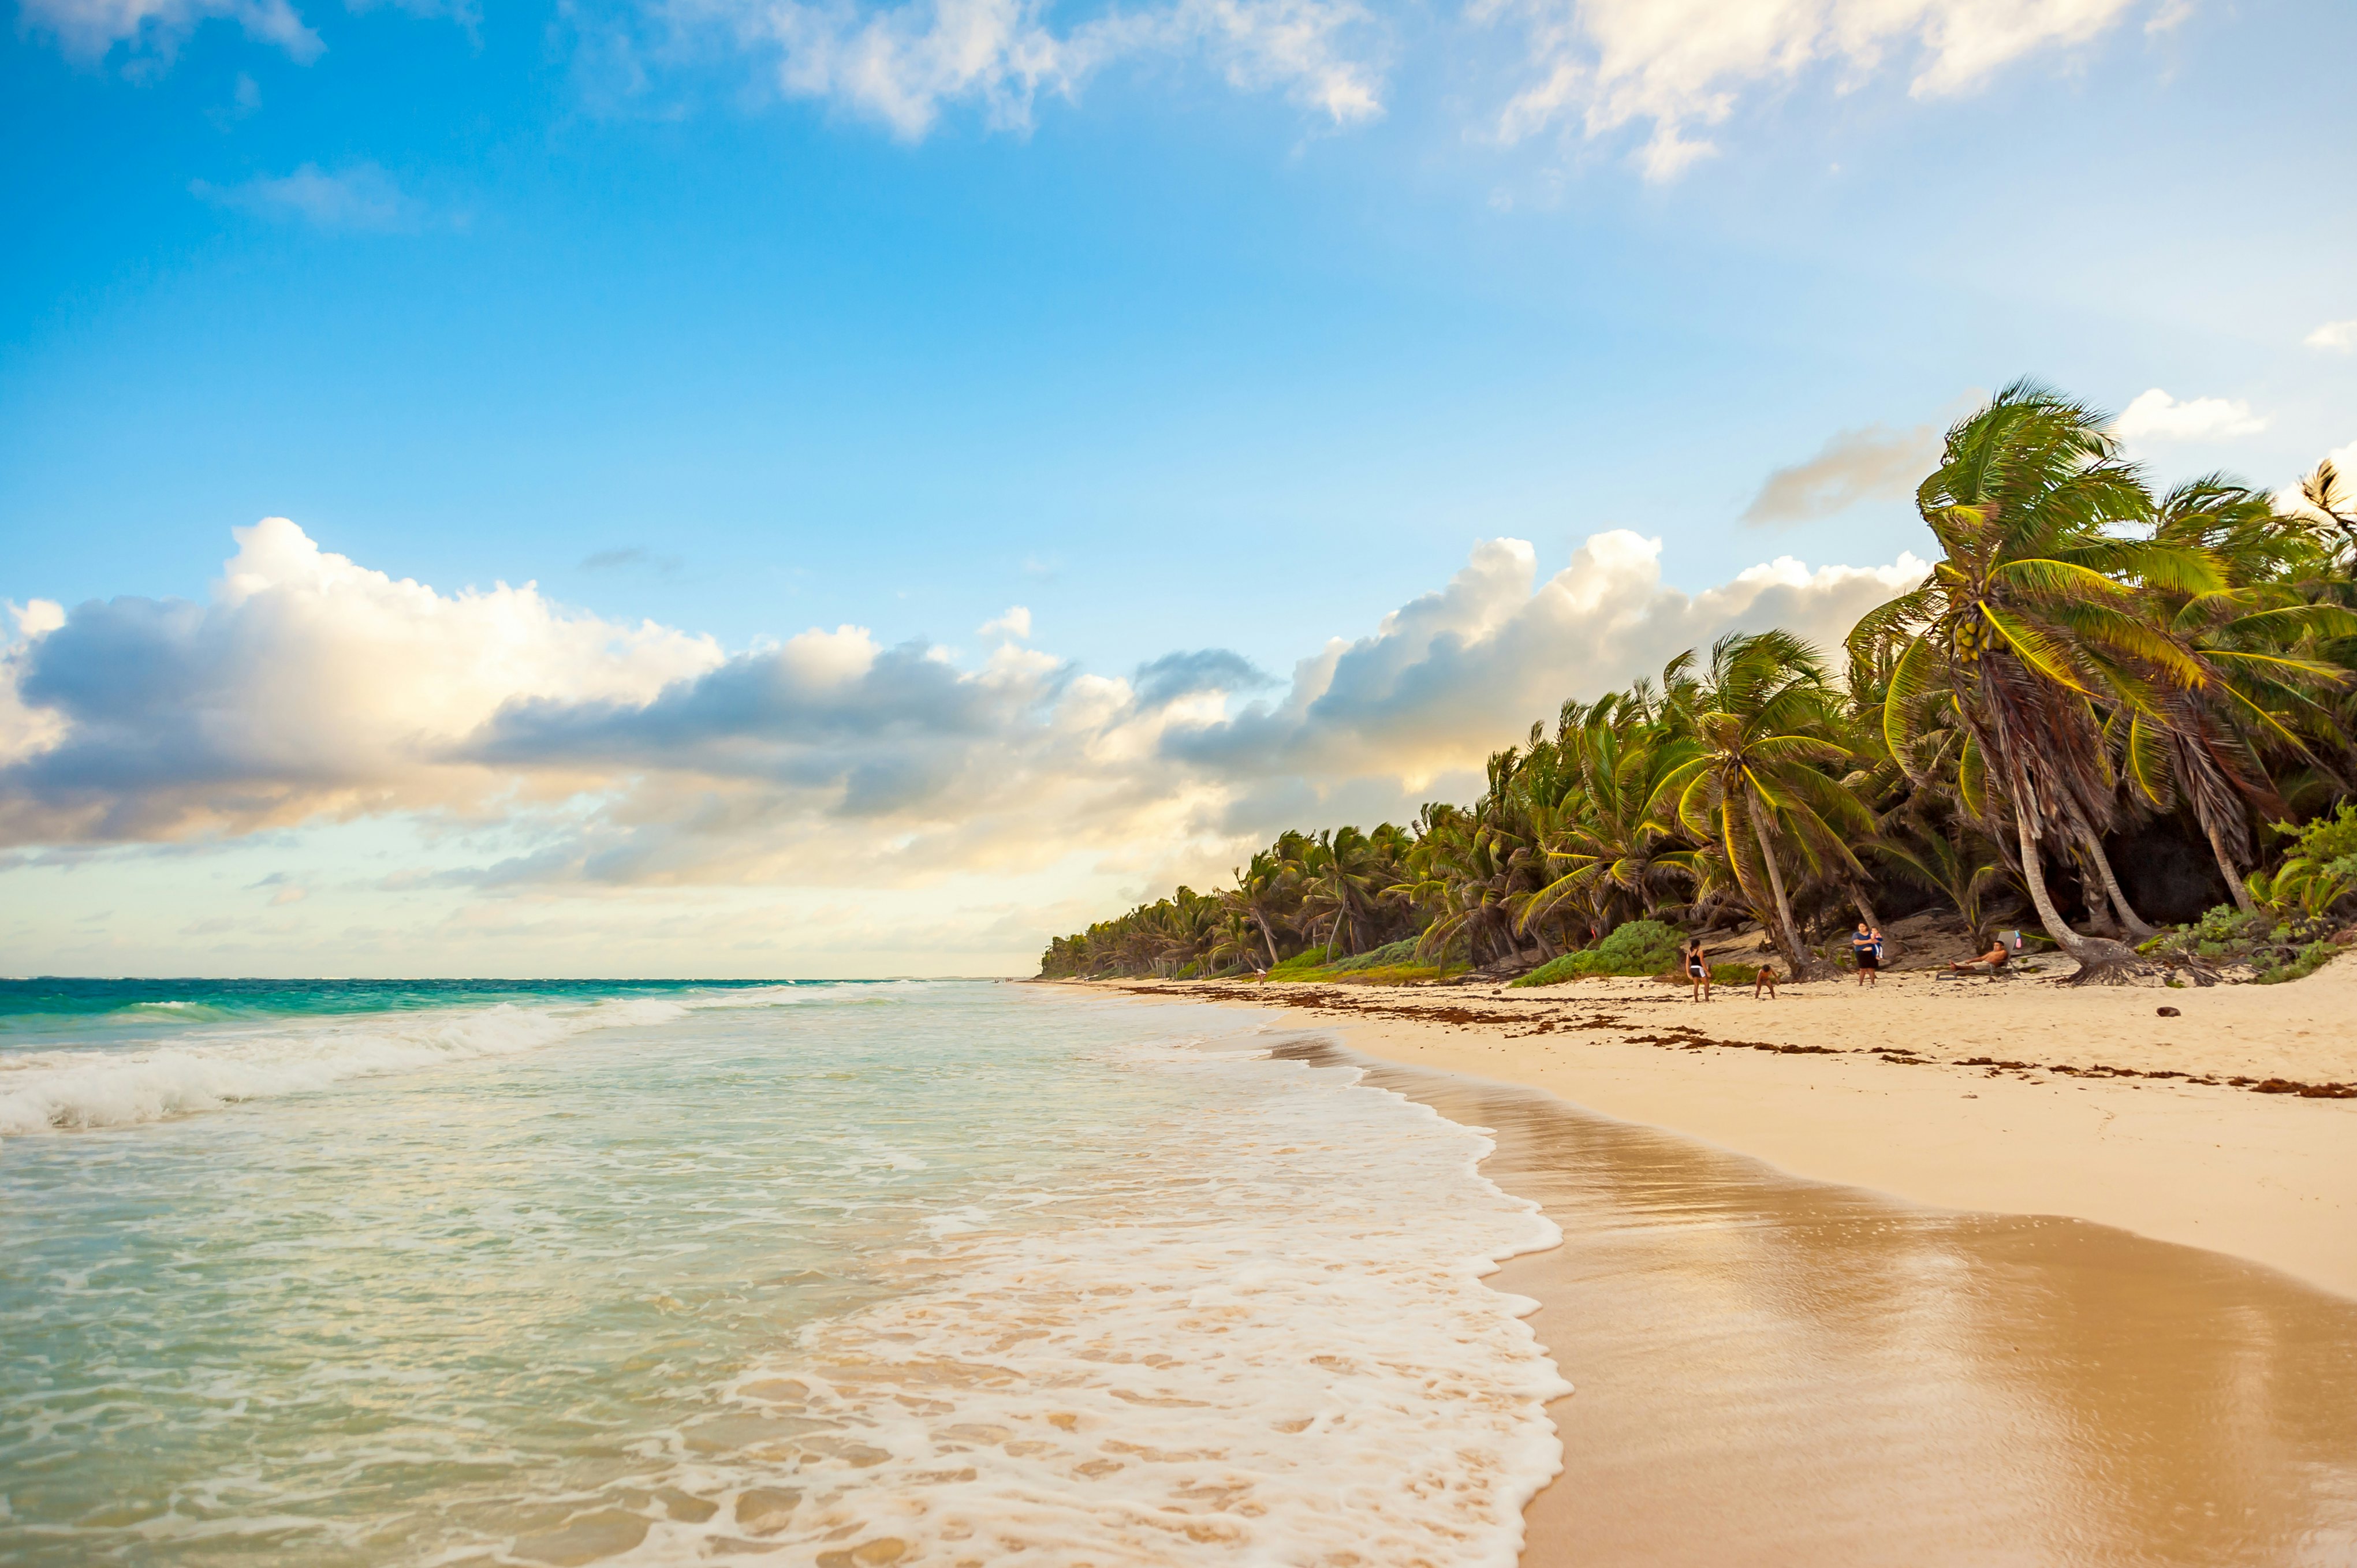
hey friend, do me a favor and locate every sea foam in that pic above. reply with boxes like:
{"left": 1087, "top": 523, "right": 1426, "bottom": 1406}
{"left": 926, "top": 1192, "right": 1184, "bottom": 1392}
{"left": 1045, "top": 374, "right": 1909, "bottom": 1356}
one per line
{"left": 609, "top": 1038, "right": 1571, "bottom": 1568}
{"left": 0, "top": 995, "right": 689, "bottom": 1137}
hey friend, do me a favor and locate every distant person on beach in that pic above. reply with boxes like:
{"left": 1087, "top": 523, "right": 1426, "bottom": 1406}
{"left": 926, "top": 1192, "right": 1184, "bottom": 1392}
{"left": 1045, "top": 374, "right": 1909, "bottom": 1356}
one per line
{"left": 1948, "top": 936, "right": 2010, "bottom": 975}
{"left": 1685, "top": 938, "right": 1711, "bottom": 1002}
{"left": 1851, "top": 922, "right": 1881, "bottom": 987}
{"left": 1753, "top": 962, "right": 1778, "bottom": 1000}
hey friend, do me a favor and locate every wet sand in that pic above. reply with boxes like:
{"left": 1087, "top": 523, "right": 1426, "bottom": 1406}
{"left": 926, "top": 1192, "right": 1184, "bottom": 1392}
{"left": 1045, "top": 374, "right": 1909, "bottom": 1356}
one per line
{"left": 1105, "top": 968, "right": 2357, "bottom": 1298}
{"left": 1285, "top": 1036, "right": 2357, "bottom": 1566}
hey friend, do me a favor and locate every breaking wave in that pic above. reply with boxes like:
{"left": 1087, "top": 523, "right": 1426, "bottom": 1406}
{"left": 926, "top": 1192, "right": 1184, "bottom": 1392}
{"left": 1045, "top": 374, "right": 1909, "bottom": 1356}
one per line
{"left": 0, "top": 995, "right": 692, "bottom": 1137}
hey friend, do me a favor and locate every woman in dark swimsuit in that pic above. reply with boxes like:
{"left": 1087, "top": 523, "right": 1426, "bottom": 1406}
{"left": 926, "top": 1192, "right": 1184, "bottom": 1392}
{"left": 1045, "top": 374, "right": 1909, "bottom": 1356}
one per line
{"left": 1685, "top": 938, "right": 1711, "bottom": 1002}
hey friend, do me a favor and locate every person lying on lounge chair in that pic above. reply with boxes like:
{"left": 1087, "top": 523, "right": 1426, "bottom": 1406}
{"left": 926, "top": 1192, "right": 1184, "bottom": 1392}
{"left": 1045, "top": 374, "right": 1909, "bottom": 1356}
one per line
{"left": 1946, "top": 938, "right": 2009, "bottom": 975}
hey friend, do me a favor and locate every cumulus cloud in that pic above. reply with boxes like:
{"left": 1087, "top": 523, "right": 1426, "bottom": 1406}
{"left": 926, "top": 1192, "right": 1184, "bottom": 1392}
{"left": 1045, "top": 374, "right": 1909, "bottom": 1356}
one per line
{"left": 979, "top": 605, "right": 1032, "bottom": 640}
{"left": 666, "top": 0, "right": 1382, "bottom": 139}
{"left": 19, "top": 0, "right": 320, "bottom": 62}
{"left": 1, "top": 520, "right": 1926, "bottom": 899}
{"left": 2307, "top": 320, "right": 2357, "bottom": 353}
{"left": 2112, "top": 387, "right": 2267, "bottom": 443}
{"left": 191, "top": 163, "right": 420, "bottom": 231}
{"left": 1165, "top": 531, "right": 1926, "bottom": 791}
{"left": 1742, "top": 423, "right": 1936, "bottom": 525}
{"left": 1485, "top": 0, "right": 2147, "bottom": 179}
{"left": 0, "top": 519, "right": 722, "bottom": 845}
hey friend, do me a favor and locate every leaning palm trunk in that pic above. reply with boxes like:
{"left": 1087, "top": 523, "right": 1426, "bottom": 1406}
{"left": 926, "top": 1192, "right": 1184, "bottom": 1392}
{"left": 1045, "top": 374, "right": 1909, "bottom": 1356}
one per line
{"left": 1746, "top": 806, "right": 1817, "bottom": 978}
{"left": 2204, "top": 816, "right": 2259, "bottom": 914}
{"left": 1252, "top": 910, "right": 1281, "bottom": 969}
{"left": 2078, "top": 830, "right": 2155, "bottom": 939}
{"left": 2005, "top": 764, "right": 2148, "bottom": 981}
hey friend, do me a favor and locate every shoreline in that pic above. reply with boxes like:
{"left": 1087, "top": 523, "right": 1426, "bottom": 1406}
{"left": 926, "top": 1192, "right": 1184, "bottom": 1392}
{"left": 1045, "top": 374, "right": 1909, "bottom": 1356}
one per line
{"left": 1284, "top": 1033, "right": 2357, "bottom": 1565}
{"left": 1081, "top": 964, "right": 2357, "bottom": 1301}
{"left": 1062, "top": 980, "right": 2357, "bottom": 1560}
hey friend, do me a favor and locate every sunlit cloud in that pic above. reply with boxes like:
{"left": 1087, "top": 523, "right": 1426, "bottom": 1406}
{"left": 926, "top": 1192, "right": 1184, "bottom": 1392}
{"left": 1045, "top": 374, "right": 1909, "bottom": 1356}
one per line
{"left": 1485, "top": 0, "right": 2151, "bottom": 180}
{"left": 661, "top": 0, "right": 1383, "bottom": 139}
{"left": 2112, "top": 386, "right": 2267, "bottom": 443}
{"left": 2307, "top": 320, "right": 2357, "bottom": 354}
{"left": 0, "top": 521, "right": 1925, "bottom": 955}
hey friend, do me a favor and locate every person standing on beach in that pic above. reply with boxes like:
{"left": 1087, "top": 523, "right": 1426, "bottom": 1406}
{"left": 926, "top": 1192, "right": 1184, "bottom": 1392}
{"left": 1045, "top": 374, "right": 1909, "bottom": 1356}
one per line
{"left": 1851, "top": 923, "right": 1881, "bottom": 987}
{"left": 1685, "top": 938, "right": 1711, "bottom": 1002}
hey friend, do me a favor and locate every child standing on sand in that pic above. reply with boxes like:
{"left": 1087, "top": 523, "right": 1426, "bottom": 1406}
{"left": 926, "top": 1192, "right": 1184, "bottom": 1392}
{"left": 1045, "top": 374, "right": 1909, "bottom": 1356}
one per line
{"left": 1685, "top": 938, "right": 1711, "bottom": 1002}
{"left": 1754, "top": 962, "right": 1778, "bottom": 999}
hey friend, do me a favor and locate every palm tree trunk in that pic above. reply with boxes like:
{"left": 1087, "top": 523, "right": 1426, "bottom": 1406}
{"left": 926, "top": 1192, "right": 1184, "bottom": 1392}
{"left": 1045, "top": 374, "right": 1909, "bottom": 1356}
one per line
{"left": 1747, "top": 807, "right": 1814, "bottom": 977}
{"left": 2078, "top": 858, "right": 2123, "bottom": 936}
{"left": 2007, "top": 776, "right": 2147, "bottom": 977}
{"left": 2202, "top": 814, "right": 2259, "bottom": 915}
{"left": 2079, "top": 831, "right": 2155, "bottom": 938}
{"left": 1253, "top": 909, "right": 1280, "bottom": 968}
{"left": 2013, "top": 807, "right": 2094, "bottom": 960}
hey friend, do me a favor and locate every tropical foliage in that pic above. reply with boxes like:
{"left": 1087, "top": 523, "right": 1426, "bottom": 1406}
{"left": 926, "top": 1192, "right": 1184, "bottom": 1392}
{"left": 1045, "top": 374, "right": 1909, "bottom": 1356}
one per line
{"left": 1039, "top": 383, "right": 2357, "bottom": 985}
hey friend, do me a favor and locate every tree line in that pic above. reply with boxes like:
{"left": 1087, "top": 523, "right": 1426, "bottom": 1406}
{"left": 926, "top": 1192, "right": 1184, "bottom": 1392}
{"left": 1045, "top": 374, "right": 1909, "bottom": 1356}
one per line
{"left": 1039, "top": 383, "right": 2357, "bottom": 984}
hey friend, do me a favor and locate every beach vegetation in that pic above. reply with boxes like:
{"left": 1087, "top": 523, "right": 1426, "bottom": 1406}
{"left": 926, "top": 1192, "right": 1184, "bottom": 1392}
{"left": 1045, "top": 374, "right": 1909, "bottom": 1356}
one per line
{"left": 1509, "top": 921, "right": 1684, "bottom": 985}
{"left": 1039, "top": 391, "right": 2357, "bottom": 988}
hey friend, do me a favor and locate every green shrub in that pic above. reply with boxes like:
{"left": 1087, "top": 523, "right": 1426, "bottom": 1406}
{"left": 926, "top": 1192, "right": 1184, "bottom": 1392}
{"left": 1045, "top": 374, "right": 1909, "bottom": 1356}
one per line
{"left": 2255, "top": 940, "right": 2340, "bottom": 985}
{"left": 2143, "top": 901, "right": 2343, "bottom": 985}
{"left": 2250, "top": 804, "right": 2357, "bottom": 917}
{"left": 1511, "top": 920, "right": 1685, "bottom": 986}
{"left": 1325, "top": 938, "right": 1423, "bottom": 972}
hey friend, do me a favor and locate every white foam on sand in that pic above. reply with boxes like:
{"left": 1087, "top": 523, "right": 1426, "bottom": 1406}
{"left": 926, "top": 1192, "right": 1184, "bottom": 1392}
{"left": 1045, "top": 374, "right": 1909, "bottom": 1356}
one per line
{"left": 602, "top": 1037, "right": 1571, "bottom": 1568}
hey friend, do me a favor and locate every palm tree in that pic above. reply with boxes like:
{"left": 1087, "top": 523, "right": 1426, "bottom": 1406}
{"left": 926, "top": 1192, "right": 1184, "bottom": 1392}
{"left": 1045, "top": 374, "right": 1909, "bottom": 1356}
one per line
{"left": 1295, "top": 825, "right": 1392, "bottom": 959}
{"left": 1852, "top": 382, "right": 2219, "bottom": 977}
{"left": 1645, "top": 631, "right": 1871, "bottom": 977}
{"left": 1519, "top": 693, "right": 1700, "bottom": 941}
{"left": 1223, "top": 850, "right": 1293, "bottom": 969}
{"left": 2119, "top": 477, "right": 2357, "bottom": 909}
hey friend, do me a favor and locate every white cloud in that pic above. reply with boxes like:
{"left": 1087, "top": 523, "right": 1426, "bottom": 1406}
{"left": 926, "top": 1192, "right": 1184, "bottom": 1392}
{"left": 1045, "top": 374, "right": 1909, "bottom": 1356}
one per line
{"left": 1485, "top": 0, "right": 2146, "bottom": 180}
{"left": 0, "top": 519, "right": 723, "bottom": 843}
{"left": 191, "top": 164, "right": 419, "bottom": 231}
{"left": 671, "top": 0, "right": 1381, "bottom": 140}
{"left": 19, "top": 0, "right": 320, "bottom": 61}
{"left": 979, "top": 605, "right": 1032, "bottom": 640}
{"left": 1168, "top": 531, "right": 1926, "bottom": 790}
{"left": 2307, "top": 320, "right": 2357, "bottom": 353}
{"left": 2273, "top": 438, "right": 2357, "bottom": 523}
{"left": 2112, "top": 387, "right": 2268, "bottom": 443}
{"left": 1, "top": 522, "right": 1927, "bottom": 958}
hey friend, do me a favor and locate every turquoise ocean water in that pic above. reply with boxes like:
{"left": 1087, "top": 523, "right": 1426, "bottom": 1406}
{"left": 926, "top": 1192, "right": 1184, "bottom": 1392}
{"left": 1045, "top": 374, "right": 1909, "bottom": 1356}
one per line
{"left": 0, "top": 979, "right": 1565, "bottom": 1566}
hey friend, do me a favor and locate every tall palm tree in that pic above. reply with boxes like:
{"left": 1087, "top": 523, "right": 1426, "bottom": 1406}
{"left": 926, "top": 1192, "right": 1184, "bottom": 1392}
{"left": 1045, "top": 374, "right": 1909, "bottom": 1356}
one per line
{"left": 1851, "top": 382, "right": 2218, "bottom": 976}
{"left": 1645, "top": 631, "right": 1871, "bottom": 977}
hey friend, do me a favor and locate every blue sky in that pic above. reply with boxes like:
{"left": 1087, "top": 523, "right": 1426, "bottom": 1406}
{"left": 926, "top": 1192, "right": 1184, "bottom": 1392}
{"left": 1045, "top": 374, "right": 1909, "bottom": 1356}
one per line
{"left": 3, "top": 0, "right": 2355, "bottom": 974}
